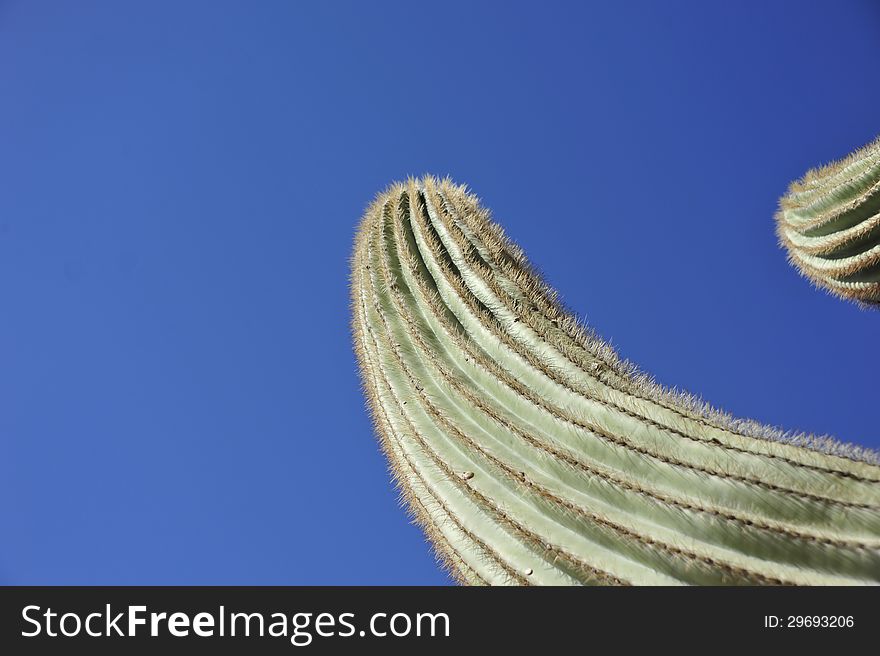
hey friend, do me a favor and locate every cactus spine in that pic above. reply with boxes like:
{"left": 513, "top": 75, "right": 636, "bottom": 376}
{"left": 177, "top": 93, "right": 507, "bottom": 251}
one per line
{"left": 777, "top": 136, "right": 880, "bottom": 305}
{"left": 351, "top": 176, "right": 880, "bottom": 585}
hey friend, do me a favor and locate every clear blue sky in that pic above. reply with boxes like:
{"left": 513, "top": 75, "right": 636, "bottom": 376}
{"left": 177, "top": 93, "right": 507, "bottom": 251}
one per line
{"left": 1, "top": 1, "right": 878, "bottom": 585}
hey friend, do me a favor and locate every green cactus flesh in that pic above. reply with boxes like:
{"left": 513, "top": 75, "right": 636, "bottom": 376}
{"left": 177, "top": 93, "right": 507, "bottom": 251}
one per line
{"left": 351, "top": 176, "right": 880, "bottom": 585}
{"left": 777, "top": 136, "right": 880, "bottom": 305}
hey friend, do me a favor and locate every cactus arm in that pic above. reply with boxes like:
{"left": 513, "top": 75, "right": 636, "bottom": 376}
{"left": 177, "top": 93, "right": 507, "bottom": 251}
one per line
{"left": 351, "top": 175, "right": 880, "bottom": 585}
{"left": 777, "top": 136, "right": 880, "bottom": 304}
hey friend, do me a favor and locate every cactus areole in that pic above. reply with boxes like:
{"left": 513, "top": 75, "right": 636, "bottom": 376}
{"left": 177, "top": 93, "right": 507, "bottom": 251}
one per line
{"left": 350, "top": 175, "right": 880, "bottom": 586}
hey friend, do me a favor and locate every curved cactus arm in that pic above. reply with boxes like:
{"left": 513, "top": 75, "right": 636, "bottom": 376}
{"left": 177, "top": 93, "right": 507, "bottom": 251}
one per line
{"left": 777, "top": 136, "right": 880, "bottom": 305}
{"left": 351, "top": 176, "right": 880, "bottom": 585}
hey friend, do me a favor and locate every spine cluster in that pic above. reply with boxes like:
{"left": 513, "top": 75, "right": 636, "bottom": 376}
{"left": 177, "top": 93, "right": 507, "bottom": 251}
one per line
{"left": 351, "top": 176, "right": 880, "bottom": 585}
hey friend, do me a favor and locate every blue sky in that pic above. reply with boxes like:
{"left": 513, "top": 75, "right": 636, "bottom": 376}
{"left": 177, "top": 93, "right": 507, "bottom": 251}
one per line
{"left": 1, "top": 1, "right": 878, "bottom": 584}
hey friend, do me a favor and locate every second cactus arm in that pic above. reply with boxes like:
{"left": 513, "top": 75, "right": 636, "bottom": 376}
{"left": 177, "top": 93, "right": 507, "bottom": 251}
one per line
{"left": 351, "top": 176, "right": 880, "bottom": 585}
{"left": 777, "top": 136, "right": 880, "bottom": 305}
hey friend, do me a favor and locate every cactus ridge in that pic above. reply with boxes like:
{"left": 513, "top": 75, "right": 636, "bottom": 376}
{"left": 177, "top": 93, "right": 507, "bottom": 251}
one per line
{"left": 351, "top": 175, "right": 880, "bottom": 585}
{"left": 777, "top": 136, "right": 880, "bottom": 305}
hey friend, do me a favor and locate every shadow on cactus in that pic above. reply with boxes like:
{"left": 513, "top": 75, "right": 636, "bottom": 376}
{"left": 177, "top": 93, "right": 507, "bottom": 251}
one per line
{"left": 351, "top": 145, "right": 880, "bottom": 585}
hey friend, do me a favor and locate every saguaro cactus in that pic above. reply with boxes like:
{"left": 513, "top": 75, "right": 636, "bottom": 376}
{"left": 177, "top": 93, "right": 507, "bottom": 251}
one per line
{"left": 776, "top": 136, "right": 880, "bottom": 305}
{"left": 351, "top": 175, "right": 880, "bottom": 585}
